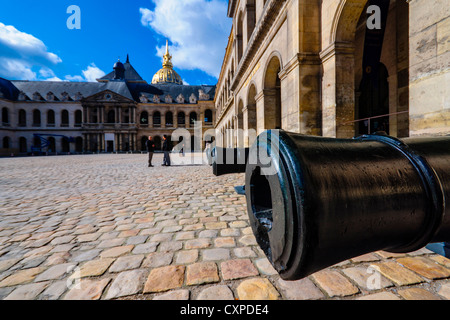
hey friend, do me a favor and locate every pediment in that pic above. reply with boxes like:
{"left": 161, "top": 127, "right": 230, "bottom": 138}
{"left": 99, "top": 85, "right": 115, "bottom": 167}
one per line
{"left": 83, "top": 90, "right": 134, "bottom": 103}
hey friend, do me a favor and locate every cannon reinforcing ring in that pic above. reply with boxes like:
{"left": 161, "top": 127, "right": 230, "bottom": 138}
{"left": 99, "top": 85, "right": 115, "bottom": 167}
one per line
{"left": 357, "top": 134, "right": 446, "bottom": 253}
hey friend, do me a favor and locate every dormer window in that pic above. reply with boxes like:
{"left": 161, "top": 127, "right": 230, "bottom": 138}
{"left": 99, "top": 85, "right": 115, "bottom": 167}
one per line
{"left": 176, "top": 94, "right": 185, "bottom": 104}
{"left": 18, "top": 92, "right": 27, "bottom": 101}
{"left": 153, "top": 95, "right": 160, "bottom": 103}
{"left": 46, "top": 92, "right": 55, "bottom": 101}
{"left": 165, "top": 95, "right": 172, "bottom": 103}
{"left": 74, "top": 92, "right": 83, "bottom": 101}
{"left": 189, "top": 93, "right": 197, "bottom": 104}
{"left": 32, "top": 92, "right": 42, "bottom": 101}
{"left": 140, "top": 94, "right": 148, "bottom": 103}
{"left": 61, "top": 92, "right": 69, "bottom": 102}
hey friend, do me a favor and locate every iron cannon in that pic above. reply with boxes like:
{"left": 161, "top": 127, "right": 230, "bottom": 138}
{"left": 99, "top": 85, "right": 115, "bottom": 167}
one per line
{"left": 211, "top": 147, "right": 249, "bottom": 176}
{"left": 242, "top": 130, "right": 450, "bottom": 280}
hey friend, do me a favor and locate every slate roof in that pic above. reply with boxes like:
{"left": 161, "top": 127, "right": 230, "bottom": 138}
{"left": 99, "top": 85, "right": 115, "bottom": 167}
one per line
{"left": 99, "top": 58, "right": 146, "bottom": 83}
{"left": 0, "top": 77, "right": 20, "bottom": 101}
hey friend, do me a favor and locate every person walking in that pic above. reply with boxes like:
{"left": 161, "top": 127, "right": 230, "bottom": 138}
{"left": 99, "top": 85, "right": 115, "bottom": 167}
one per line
{"left": 146, "top": 136, "right": 155, "bottom": 167}
{"left": 162, "top": 135, "right": 171, "bottom": 166}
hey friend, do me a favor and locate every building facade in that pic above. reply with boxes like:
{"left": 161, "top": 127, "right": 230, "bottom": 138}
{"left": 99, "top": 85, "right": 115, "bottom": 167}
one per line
{"left": 215, "top": 0, "right": 449, "bottom": 148}
{"left": 0, "top": 45, "right": 216, "bottom": 156}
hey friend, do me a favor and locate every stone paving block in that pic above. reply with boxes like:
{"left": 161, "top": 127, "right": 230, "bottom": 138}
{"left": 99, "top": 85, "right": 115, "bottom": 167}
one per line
{"left": 4, "top": 281, "right": 49, "bottom": 300}
{"left": 350, "top": 253, "right": 380, "bottom": 263}
{"left": 35, "top": 263, "right": 77, "bottom": 282}
{"left": 63, "top": 278, "right": 111, "bottom": 300}
{"left": 234, "top": 247, "right": 257, "bottom": 258}
{"left": 132, "top": 242, "right": 159, "bottom": 254}
{"left": 430, "top": 255, "right": 450, "bottom": 268}
{"left": 221, "top": 259, "right": 259, "bottom": 281}
{"left": 0, "top": 258, "right": 21, "bottom": 273}
{"left": 100, "top": 245, "right": 134, "bottom": 258}
{"left": 77, "top": 233, "right": 101, "bottom": 243}
{"left": 143, "top": 265, "right": 185, "bottom": 293}
{"left": 371, "top": 261, "right": 424, "bottom": 286}
{"left": 185, "top": 238, "right": 211, "bottom": 249}
{"left": 237, "top": 278, "right": 280, "bottom": 300}
{"left": 356, "top": 292, "right": 401, "bottom": 300}
{"left": 109, "top": 255, "right": 144, "bottom": 273}
{"left": 40, "top": 280, "right": 68, "bottom": 300}
{"left": 176, "top": 250, "right": 199, "bottom": 265}
{"left": 153, "top": 289, "right": 190, "bottom": 300}
{"left": 438, "top": 283, "right": 450, "bottom": 299}
{"left": 159, "top": 241, "right": 183, "bottom": 252}
{"left": 277, "top": 278, "right": 325, "bottom": 300}
{"left": 397, "top": 256, "right": 450, "bottom": 280}
{"left": 186, "top": 262, "right": 219, "bottom": 286}
{"left": 214, "top": 237, "right": 236, "bottom": 248}
{"left": 142, "top": 252, "right": 173, "bottom": 268}
{"left": 342, "top": 266, "right": 393, "bottom": 291}
{"left": 238, "top": 235, "right": 258, "bottom": 246}
{"left": 202, "top": 248, "right": 230, "bottom": 261}
{"left": 77, "top": 258, "right": 115, "bottom": 278}
{"left": 0, "top": 267, "right": 45, "bottom": 288}
{"left": 196, "top": 285, "right": 234, "bottom": 300}
{"left": 397, "top": 287, "right": 441, "bottom": 300}
{"left": 254, "top": 258, "right": 278, "bottom": 276}
{"left": 312, "top": 270, "right": 359, "bottom": 298}
{"left": 105, "top": 269, "right": 147, "bottom": 299}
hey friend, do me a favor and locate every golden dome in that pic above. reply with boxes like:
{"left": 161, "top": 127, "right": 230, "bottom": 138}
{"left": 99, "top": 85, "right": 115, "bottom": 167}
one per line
{"left": 152, "top": 40, "right": 183, "bottom": 85}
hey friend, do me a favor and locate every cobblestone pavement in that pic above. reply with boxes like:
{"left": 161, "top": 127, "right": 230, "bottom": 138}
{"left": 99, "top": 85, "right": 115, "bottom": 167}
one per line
{"left": 0, "top": 154, "right": 450, "bottom": 300}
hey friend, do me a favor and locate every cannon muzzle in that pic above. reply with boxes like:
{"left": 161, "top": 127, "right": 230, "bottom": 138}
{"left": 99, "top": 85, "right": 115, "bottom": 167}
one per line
{"left": 212, "top": 147, "right": 249, "bottom": 176}
{"left": 245, "top": 130, "right": 450, "bottom": 280}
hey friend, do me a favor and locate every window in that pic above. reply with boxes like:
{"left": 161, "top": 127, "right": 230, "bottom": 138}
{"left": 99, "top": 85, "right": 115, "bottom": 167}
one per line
{"left": 153, "top": 111, "right": 161, "bottom": 127}
{"left": 204, "top": 109, "right": 213, "bottom": 124}
{"left": 189, "top": 112, "right": 197, "bottom": 127}
{"left": 61, "top": 110, "right": 69, "bottom": 127}
{"left": 178, "top": 112, "right": 185, "bottom": 126}
{"left": 19, "top": 137, "right": 27, "bottom": 153}
{"left": 33, "top": 110, "right": 41, "bottom": 127}
{"left": 140, "top": 111, "right": 148, "bottom": 125}
{"left": 3, "top": 136, "right": 10, "bottom": 149}
{"left": 2, "top": 108, "right": 9, "bottom": 125}
{"left": 75, "top": 110, "right": 82, "bottom": 127}
{"left": 107, "top": 110, "right": 115, "bottom": 124}
{"left": 165, "top": 112, "right": 173, "bottom": 127}
{"left": 18, "top": 109, "right": 26, "bottom": 127}
{"left": 47, "top": 110, "right": 55, "bottom": 126}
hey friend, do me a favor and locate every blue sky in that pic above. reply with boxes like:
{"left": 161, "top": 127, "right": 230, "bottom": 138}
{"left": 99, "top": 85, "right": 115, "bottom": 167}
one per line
{"left": 0, "top": 0, "right": 232, "bottom": 85}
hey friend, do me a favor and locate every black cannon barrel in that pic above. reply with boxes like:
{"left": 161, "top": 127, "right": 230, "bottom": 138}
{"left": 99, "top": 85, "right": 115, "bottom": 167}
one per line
{"left": 212, "top": 147, "right": 249, "bottom": 176}
{"left": 245, "top": 130, "right": 450, "bottom": 280}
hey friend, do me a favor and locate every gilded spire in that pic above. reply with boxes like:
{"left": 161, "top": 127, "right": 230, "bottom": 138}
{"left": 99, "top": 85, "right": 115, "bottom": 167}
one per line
{"left": 162, "top": 39, "right": 173, "bottom": 69}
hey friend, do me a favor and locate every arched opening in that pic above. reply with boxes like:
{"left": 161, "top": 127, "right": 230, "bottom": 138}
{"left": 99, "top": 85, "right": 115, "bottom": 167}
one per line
{"left": 165, "top": 112, "right": 173, "bottom": 127}
{"left": 153, "top": 136, "right": 162, "bottom": 151}
{"left": 237, "top": 11, "right": 244, "bottom": 63}
{"left": 75, "top": 110, "right": 82, "bottom": 127}
{"left": 237, "top": 99, "right": 244, "bottom": 147}
{"left": 178, "top": 112, "right": 185, "bottom": 126}
{"left": 48, "top": 137, "right": 56, "bottom": 153}
{"left": 61, "top": 137, "right": 70, "bottom": 153}
{"left": 263, "top": 55, "right": 282, "bottom": 130}
{"left": 61, "top": 110, "right": 69, "bottom": 127}
{"left": 141, "top": 136, "right": 148, "bottom": 151}
{"left": 189, "top": 112, "right": 197, "bottom": 127}
{"left": 33, "top": 109, "right": 41, "bottom": 127}
{"left": 153, "top": 111, "right": 161, "bottom": 127}
{"left": 18, "top": 109, "right": 26, "bottom": 127}
{"left": 247, "top": 0, "right": 256, "bottom": 43}
{"left": 247, "top": 83, "right": 258, "bottom": 147}
{"left": 107, "top": 110, "right": 116, "bottom": 124}
{"left": 19, "top": 137, "right": 27, "bottom": 153}
{"left": 75, "top": 137, "right": 83, "bottom": 153}
{"left": 140, "top": 111, "right": 148, "bottom": 125}
{"left": 329, "top": 0, "right": 409, "bottom": 138}
{"left": 33, "top": 136, "right": 41, "bottom": 151}
{"left": 90, "top": 108, "right": 98, "bottom": 124}
{"left": 204, "top": 109, "right": 213, "bottom": 125}
{"left": 2, "top": 107, "right": 9, "bottom": 124}
{"left": 3, "top": 136, "right": 10, "bottom": 149}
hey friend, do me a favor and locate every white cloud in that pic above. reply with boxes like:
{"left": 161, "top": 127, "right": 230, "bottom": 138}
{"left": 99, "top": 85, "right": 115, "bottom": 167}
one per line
{"left": 140, "top": 0, "right": 231, "bottom": 78}
{"left": 65, "top": 63, "right": 106, "bottom": 82}
{"left": 0, "top": 23, "right": 62, "bottom": 81}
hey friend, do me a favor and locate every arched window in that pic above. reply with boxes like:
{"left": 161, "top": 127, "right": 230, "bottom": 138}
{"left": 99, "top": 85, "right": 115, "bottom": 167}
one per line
{"left": 178, "top": 112, "right": 185, "bottom": 126}
{"left": 2, "top": 107, "right": 9, "bottom": 124}
{"left": 3, "top": 136, "right": 10, "bottom": 149}
{"left": 18, "top": 109, "right": 26, "bottom": 127}
{"left": 33, "top": 109, "right": 41, "bottom": 127}
{"left": 237, "top": 11, "right": 244, "bottom": 62}
{"left": 107, "top": 110, "right": 115, "bottom": 124}
{"left": 140, "top": 111, "right": 148, "bottom": 125}
{"left": 61, "top": 110, "right": 69, "bottom": 127}
{"left": 75, "top": 110, "right": 82, "bottom": 127}
{"left": 19, "top": 137, "right": 27, "bottom": 153}
{"left": 204, "top": 109, "right": 213, "bottom": 125}
{"left": 141, "top": 136, "right": 148, "bottom": 151}
{"left": 153, "top": 111, "right": 161, "bottom": 127}
{"left": 165, "top": 112, "right": 173, "bottom": 127}
{"left": 75, "top": 137, "right": 83, "bottom": 153}
{"left": 247, "top": 0, "right": 256, "bottom": 43}
{"left": 189, "top": 112, "right": 197, "bottom": 127}
{"left": 47, "top": 110, "right": 55, "bottom": 126}
{"left": 61, "top": 137, "right": 70, "bottom": 153}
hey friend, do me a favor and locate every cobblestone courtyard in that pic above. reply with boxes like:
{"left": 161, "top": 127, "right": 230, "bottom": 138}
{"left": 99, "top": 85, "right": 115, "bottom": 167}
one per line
{"left": 0, "top": 154, "right": 450, "bottom": 300}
